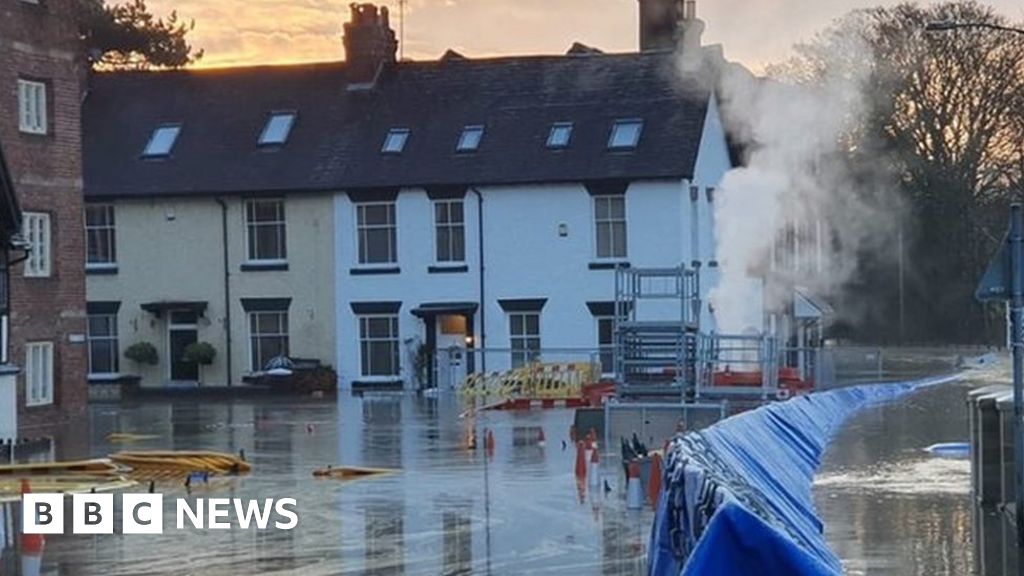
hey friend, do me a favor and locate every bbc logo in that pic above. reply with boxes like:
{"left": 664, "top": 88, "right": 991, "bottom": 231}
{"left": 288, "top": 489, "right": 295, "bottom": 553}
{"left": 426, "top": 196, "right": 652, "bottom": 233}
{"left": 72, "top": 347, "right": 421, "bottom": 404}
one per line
{"left": 23, "top": 494, "right": 163, "bottom": 535}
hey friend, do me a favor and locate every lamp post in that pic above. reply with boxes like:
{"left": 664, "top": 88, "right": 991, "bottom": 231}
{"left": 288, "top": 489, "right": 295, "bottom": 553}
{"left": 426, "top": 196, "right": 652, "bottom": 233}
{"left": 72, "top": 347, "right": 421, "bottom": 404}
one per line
{"left": 925, "top": 20, "right": 1024, "bottom": 36}
{"left": 934, "top": 17, "right": 1024, "bottom": 570}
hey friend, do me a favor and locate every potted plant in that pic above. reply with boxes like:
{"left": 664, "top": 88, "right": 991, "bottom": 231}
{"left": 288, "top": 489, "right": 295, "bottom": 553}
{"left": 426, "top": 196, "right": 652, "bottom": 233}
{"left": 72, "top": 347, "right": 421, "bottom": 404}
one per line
{"left": 124, "top": 342, "right": 158, "bottom": 366}
{"left": 183, "top": 342, "right": 216, "bottom": 385}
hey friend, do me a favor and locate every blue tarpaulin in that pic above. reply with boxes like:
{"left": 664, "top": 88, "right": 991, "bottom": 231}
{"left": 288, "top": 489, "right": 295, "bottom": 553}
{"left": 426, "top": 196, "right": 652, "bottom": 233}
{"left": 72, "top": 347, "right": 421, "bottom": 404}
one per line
{"left": 648, "top": 374, "right": 961, "bottom": 576}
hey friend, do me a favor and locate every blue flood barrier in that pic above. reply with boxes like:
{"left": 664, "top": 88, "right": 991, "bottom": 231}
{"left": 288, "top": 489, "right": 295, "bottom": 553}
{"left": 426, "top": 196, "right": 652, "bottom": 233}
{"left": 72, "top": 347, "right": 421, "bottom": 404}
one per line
{"left": 648, "top": 373, "right": 963, "bottom": 576}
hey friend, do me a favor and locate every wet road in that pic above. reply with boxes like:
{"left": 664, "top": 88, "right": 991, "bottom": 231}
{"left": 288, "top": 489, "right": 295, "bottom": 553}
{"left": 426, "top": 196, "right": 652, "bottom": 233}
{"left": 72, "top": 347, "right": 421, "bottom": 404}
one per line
{"left": 2, "top": 393, "right": 653, "bottom": 575}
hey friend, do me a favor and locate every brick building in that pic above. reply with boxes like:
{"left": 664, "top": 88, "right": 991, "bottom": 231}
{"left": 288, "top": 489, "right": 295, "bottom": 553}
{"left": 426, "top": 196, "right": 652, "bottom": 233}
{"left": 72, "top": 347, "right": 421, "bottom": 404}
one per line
{"left": 0, "top": 0, "right": 87, "bottom": 432}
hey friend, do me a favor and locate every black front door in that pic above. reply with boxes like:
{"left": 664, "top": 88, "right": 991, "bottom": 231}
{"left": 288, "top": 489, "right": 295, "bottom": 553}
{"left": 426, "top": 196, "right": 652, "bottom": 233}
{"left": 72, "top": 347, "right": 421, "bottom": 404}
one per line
{"left": 169, "top": 327, "right": 199, "bottom": 381}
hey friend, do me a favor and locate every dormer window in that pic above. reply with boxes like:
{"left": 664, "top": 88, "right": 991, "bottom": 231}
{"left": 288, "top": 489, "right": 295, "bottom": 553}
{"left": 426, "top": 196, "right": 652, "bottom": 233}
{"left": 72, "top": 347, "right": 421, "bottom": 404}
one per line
{"left": 259, "top": 112, "right": 296, "bottom": 146}
{"left": 142, "top": 124, "right": 181, "bottom": 158}
{"left": 382, "top": 128, "right": 410, "bottom": 154}
{"left": 547, "top": 122, "right": 573, "bottom": 149}
{"left": 456, "top": 125, "right": 485, "bottom": 152}
{"left": 608, "top": 119, "right": 643, "bottom": 150}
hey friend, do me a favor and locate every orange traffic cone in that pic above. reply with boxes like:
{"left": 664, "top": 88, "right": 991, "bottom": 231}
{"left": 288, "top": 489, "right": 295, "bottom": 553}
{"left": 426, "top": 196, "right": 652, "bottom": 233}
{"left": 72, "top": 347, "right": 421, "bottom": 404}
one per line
{"left": 575, "top": 441, "right": 587, "bottom": 480}
{"left": 648, "top": 452, "right": 663, "bottom": 507}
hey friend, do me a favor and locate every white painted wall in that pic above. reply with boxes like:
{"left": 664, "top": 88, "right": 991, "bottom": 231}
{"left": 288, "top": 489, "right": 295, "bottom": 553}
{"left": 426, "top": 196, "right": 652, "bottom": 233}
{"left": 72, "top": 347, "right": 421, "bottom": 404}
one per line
{"left": 86, "top": 194, "right": 336, "bottom": 388}
{"left": 334, "top": 96, "right": 737, "bottom": 387}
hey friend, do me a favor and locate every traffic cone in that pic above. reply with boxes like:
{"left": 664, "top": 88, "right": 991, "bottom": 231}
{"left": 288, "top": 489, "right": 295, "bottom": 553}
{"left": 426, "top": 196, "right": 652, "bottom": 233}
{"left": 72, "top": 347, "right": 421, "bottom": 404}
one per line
{"left": 21, "top": 479, "right": 44, "bottom": 576}
{"left": 537, "top": 428, "right": 546, "bottom": 447}
{"left": 626, "top": 461, "right": 643, "bottom": 510}
{"left": 574, "top": 441, "right": 587, "bottom": 480}
{"left": 588, "top": 446, "right": 601, "bottom": 487}
{"left": 648, "top": 452, "right": 663, "bottom": 506}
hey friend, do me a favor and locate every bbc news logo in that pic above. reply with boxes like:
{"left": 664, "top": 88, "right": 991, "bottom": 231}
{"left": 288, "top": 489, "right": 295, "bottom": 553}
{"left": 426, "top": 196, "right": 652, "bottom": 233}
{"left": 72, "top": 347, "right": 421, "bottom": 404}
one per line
{"left": 23, "top": 494, "right": 298, "bottom": 534}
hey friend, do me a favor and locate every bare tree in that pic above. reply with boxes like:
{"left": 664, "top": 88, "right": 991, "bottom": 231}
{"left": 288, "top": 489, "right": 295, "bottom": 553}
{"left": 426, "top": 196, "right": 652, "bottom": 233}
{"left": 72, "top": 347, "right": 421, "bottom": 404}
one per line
{"left": 770, "top": 1, "right": 1024, "bottom": 343}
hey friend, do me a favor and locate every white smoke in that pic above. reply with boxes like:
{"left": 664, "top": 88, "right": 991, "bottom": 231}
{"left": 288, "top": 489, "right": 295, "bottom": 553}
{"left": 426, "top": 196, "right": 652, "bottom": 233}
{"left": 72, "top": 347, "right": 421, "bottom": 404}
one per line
{"left": 704, "top": 30, "right": 900, "bottom": 335}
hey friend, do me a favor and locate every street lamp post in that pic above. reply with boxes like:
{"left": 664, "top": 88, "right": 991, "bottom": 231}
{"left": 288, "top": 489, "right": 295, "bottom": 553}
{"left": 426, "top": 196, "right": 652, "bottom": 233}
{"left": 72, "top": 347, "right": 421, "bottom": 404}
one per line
{"left": 925, "top": 20, "right": 1024, "bottom": 35}
{"left": 932, "top": 16, "right": 1024, "bottom": 570}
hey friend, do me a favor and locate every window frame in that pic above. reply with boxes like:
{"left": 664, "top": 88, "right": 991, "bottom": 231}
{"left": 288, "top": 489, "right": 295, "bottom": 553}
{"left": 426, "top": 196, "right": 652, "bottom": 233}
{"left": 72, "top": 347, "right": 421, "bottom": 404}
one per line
{"left": 433, "top": 199, "right": 466, "bottom": 263}
{"left": 456, "top": 125, "right": 485, "bottom": 153}
{"left": 607, "top": 119, "right": 644, "bottom": 150}
{"left": 85, "top": 204, "right": 117, "bottom": 269}
{"left": 22, "top": 212, "right": 51, "bottom": 278}
{"left": 258, "top": 111, "right": 297, "bottom": 146}
{"left": 593, "top": 194, "right": 627, "bottom": 260}
{"left": 141, "top": 123, "right": 182, "bottom": 158}
{"left": 508, "top": 311, "right": 541, "bottom": 369}
{"left": 355, "top": 201, "right": 398, "bottom": 266}
{"left": 245, "top": 198, "right": 287, "bottom": 264}
{"left": 17, "top": 79, "right": 47, "bottom": 135}
{"left": 358, "top": 314, "right": 400, "bottom": 378}
{"left": 382, "top": 128, "right": 410, "bottom": 154}
{"left": 546, "top": 122, "right": 574, "bottom": 149}
{"left": 87, "top": 312, "right": 119, "bottom": 376}
{"left": 25, "top": 341, "right": 54, "bottom": 407}
{"left": 248, "top": 309, "right": 290, "bottom": 372}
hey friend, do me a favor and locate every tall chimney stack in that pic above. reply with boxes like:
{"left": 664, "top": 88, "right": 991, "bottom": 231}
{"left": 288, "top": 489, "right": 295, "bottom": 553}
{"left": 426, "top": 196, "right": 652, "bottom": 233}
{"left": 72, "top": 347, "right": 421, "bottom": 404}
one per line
{"left": 344, "top": 3, "right": 398, "bottom": 87}
{"left": 637, "top": 0, "right": 704, "bottom": 52}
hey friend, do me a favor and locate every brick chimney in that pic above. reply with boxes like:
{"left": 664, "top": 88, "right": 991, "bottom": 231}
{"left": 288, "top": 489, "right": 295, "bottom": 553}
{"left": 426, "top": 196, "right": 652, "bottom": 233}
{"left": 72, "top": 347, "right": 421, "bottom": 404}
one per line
{"left": 638, "top": 0, "right": 703, "bottom": 52}
{"left": 344, "top": 3, "right": 398, "bottom": 86}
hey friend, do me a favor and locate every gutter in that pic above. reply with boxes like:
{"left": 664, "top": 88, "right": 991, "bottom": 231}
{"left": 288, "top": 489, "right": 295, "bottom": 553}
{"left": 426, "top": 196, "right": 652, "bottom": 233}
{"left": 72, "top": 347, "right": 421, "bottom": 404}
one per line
{"left": 471, "top": 187, "right": 486, "bottom": 372}
{"left": 215, "top": 198, "right": 233, "bottom": 387}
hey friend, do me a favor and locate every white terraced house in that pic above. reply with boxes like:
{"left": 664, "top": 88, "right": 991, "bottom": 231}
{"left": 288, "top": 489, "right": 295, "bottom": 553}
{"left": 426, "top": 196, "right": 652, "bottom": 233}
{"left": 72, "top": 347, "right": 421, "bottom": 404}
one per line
{"left": 80, "top": 1, "right": 818, "bottom": 392}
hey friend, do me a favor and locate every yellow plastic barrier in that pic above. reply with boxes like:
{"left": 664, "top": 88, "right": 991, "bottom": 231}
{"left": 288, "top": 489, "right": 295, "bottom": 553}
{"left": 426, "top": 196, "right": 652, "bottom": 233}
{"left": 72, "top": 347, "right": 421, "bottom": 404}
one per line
{"left": 459, "top": 361, "right": 596, "bottom": 400}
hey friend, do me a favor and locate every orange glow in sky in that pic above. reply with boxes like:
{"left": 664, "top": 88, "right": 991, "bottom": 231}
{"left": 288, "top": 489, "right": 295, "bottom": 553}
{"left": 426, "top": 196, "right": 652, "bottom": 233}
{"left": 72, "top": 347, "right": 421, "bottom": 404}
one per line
{"left": 149, "top": 0, "right": 1024, "bottom": 71}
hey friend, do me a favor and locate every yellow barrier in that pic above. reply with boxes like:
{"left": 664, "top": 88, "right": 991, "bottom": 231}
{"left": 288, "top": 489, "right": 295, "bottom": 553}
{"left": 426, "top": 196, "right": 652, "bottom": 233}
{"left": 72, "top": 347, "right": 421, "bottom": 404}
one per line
{"left": 459, "top": 361, "right": 596, "bottom": 400}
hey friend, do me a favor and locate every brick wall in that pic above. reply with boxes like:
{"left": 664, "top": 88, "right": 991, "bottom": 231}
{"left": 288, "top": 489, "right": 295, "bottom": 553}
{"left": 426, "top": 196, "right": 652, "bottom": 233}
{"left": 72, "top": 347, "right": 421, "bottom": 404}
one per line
{"left": 0, "top": 0, "right": 88, "bottom": 432}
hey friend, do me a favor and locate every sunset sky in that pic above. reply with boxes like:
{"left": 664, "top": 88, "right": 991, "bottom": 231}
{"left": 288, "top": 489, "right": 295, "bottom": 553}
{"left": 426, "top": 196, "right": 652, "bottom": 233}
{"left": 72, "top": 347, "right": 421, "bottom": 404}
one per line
{"left": 149, "top": 0, "right": 1024, "bottom": 71}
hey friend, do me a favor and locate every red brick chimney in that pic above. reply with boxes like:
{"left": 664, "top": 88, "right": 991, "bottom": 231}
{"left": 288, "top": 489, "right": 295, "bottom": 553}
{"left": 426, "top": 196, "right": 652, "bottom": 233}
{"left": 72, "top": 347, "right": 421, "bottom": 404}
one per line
{"left": 344, "top": 3, "right": 398, "bottom": 87}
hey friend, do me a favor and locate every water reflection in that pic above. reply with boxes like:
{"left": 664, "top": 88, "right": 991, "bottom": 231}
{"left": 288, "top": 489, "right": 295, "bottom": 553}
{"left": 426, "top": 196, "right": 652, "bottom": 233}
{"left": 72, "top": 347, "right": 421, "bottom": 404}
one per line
{"left": 3, "top": 393, "right": 653, "bottom": 575}
{"left": 815, "top": 381, "right": 977, "bottom": 575}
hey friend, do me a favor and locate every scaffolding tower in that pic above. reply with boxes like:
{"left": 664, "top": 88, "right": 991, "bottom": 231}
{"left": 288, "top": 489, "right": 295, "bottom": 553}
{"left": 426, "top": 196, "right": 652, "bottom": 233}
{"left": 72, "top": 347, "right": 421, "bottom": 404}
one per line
{"left": 613, "top": 265, "right": 701, "bottom": 399}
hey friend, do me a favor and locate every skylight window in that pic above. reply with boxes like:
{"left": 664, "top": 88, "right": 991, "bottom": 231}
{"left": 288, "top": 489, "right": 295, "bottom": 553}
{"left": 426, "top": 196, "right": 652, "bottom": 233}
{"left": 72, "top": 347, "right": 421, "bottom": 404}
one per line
{"left": 456, "top": 125, "right": 485, "bottom": 152}
{"left": 259, "top": 112, "right": 296, "bottom": 146}
{"left": 608, "top": 119, "right": 644, "bottom": 150}
{"left": 547, "top": 122, "right": 574, "bottom": 149}
{"left": 382, "top": 128, "right": 410, "bottom": 154}
{"left": 142, "top": 124, "right": 181, "bottom": 157}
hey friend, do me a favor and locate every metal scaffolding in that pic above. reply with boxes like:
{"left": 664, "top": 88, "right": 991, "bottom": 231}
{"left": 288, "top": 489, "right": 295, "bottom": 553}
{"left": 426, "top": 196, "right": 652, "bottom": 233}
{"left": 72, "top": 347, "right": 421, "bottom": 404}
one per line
{"left": 613, "top": 265, "right": 701, "bottom": 399}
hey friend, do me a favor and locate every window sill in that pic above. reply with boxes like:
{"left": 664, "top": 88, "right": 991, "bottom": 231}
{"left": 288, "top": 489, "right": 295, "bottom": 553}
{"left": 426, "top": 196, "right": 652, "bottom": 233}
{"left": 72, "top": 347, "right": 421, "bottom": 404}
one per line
{"left": 588, "top": 261, "right": 630, "bottom": 271}
{"left": 350, "top": 267, "right": 401, "bottom": 276}
{"left": 241, "top": 261, "right": 289, "bottom": 272}
{"left": 86, "top": 264, "right": 118, "bottom": 275}
{"left": 24, "top": 401, "right": 54, "bottom": 409}
{"left": 428, "top": 264, "right": 469, "bottom": 274}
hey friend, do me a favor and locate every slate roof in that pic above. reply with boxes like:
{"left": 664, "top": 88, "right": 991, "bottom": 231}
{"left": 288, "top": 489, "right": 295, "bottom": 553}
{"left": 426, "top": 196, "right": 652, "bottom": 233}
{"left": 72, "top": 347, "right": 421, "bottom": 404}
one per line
{"left": 83, "top": 50, "right": 722, "bottom": 199}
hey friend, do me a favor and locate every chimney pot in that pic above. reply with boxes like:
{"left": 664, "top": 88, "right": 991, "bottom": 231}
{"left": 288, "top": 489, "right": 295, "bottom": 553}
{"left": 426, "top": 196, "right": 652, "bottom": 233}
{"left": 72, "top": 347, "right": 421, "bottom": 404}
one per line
{"left": 344, "top": 2, "right": 398, "bottom": 86}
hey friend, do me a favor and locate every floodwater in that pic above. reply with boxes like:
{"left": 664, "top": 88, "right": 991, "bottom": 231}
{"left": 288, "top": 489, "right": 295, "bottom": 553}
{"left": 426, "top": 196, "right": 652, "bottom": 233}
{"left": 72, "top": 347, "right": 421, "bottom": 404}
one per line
{"left": 0, "top": 364, "right": 997, "bottom": 575}
{"left": 1, "top": 393, "right": 653, "bottom": 575}
{"left": 815, "top": 377, "right": 979, "bottom": 575}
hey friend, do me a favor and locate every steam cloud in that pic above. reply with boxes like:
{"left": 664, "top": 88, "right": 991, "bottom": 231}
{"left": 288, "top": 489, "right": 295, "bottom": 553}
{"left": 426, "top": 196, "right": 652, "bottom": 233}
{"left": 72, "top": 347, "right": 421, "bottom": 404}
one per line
{"left": 703, "top": 31, "right": 902, "bottom": 335}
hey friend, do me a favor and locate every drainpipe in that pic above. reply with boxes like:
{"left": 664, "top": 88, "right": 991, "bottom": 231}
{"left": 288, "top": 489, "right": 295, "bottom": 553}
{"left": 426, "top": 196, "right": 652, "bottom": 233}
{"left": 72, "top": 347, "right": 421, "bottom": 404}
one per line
{"left": 470, "top": 187, "right": 486, "bottom": 372}
{"left": 215, "top": 198, "right": 233, "bottom": 387}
